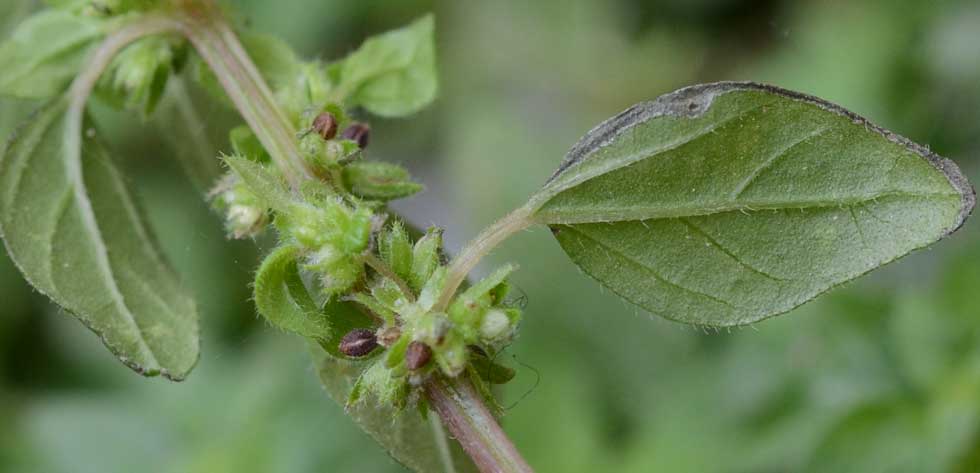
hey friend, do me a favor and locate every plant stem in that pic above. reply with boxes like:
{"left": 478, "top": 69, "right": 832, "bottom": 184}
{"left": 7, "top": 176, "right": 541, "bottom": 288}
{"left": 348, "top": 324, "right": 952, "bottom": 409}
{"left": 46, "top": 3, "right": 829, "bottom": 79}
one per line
{"left": 69, "top": 16, "right": 182, "bottom": 117}
{"left": 425, "top": 375, "right": 533, "bottom": 473}
{"left": 435, "top": 206, "right": 533, "bottom": 312}
{"left": 171, "top": 4, "right": 534, "bottom": 471}
{"left": 175, "top": 13, "right": 314, "bottom": 189}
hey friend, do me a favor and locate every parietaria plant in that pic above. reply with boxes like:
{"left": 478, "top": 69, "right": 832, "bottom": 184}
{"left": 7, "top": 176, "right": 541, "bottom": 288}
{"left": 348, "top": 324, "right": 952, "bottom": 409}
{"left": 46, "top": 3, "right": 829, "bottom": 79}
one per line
{"left": 0, "top": 1, "right": 975, "bottom": 472}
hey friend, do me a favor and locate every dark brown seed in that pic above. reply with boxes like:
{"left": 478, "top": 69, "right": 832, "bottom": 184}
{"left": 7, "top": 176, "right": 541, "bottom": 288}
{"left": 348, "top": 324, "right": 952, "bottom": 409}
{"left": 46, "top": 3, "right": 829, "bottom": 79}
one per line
{"left": 341, "top": 122, "right": 370, "bottom": 149}
{"left": 405, "top": 341, "right": 432, "bottom": 370}
{"left": 339, "top": 329, "right": 379, "bottom": 357}
{"left": 312, "top": 112, "right": 338, "bottom": 140}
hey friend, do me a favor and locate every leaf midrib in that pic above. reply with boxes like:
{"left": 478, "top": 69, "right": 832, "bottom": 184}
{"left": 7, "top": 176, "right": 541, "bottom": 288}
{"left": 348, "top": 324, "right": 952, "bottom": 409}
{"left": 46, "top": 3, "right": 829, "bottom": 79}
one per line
{"left": 536, "top": 191, "right": 960, "bottom": 224}
{"left": 62, "top": 103, "right": 162, "bottom": 370}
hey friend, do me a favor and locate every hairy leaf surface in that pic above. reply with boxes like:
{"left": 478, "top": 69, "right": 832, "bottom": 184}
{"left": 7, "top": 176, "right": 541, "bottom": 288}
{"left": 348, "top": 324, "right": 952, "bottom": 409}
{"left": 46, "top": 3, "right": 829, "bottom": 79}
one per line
{"left": 532, "top": 82, "right": 975, "bottom": 326}
{"left": 0, "top": 98, "right": 198, "bottom": 378}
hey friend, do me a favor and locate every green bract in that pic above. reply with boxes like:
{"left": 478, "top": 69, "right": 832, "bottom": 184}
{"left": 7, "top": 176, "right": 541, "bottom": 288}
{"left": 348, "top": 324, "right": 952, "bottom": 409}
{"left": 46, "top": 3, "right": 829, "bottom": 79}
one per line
{"left": 530, "top": 82, "right": 975, "bottom": 327}
{"left": 0, "top": 98, "right": 198, "bottom": 379}
{"left": 254, "top": 245, "right": 331, "bottom": 340}
{"left": 343, "top": 161, "right": 424, "bottom": 201}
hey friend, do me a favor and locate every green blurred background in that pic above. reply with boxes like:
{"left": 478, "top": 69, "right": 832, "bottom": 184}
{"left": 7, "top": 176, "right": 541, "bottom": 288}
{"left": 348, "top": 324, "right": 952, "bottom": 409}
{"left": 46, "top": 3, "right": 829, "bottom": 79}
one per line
{"left": 2, "top": 0, "right": 980, "bottom": 471}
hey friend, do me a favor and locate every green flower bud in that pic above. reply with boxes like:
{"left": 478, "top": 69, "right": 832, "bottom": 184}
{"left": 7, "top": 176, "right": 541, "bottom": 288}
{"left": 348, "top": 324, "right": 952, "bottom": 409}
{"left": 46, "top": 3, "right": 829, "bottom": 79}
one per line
{"left": 278, "top": 199, "right": 372, "bottom": 255}
{"left": 479, "top": 309, "right": 511, "bottom": 342}
{"left": 304, "top": 248, "right": 362, "bottom": 297}
{"left": 99, "top": 36, "right": 183, "bottom": 116}
{"left": 209, "top": 174, "right": 269, "bottom": 239}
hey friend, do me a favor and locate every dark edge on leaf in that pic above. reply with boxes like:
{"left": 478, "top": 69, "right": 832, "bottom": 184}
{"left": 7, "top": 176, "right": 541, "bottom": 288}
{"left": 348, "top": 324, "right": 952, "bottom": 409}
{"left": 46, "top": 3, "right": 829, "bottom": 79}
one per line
{"left": 547, "top": 81, "right": 975, "bottom": 235}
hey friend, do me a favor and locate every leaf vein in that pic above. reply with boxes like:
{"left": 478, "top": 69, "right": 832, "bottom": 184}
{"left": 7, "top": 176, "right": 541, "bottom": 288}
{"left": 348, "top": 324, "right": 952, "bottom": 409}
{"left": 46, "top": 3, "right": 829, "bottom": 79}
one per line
{"left": 731, "top": 125, "right": 833, "bottom": 199}
{"left": 564, "top": 225, "right": 738, "bottom": 311}
{"left": 678, "top": 217, "right": 788, "bottom": 282}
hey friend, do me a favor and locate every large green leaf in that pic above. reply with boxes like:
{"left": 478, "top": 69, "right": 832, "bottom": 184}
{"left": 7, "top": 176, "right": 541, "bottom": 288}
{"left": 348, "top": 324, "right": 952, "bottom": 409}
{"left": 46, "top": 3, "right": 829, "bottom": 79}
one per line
{"left": 0, "top": 10, "right": 105, "bottom": 99}
{"left": 312, "top": 346, "right": 478, "bottom": 473}
{"left": 0, "top": 98, "right": 198, "bottom": 379}
{"left": 530, "top": 82, "right": 975, "bottom": 327}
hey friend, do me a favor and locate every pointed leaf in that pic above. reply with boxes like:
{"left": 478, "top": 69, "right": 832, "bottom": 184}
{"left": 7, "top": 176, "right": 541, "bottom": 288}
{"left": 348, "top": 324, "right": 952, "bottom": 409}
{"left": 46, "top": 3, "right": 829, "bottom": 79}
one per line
{"left": 343, "top": 161, "right": 424, "bottom": 201}
{"left": 222, "top": 153, "right": 292, "bottom": 210}
{"left": 0, "top": 98, "right": 198, "bottom": 379}
{"left": 531, "top": 82, "right": 975, "bottom": 327}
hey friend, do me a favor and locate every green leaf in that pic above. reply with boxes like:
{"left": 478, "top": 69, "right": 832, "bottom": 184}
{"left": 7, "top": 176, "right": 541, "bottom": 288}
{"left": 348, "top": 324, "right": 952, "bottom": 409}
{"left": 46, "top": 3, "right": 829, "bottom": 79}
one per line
{"left": 254, "top": 245, "right": 375, "bottom": 358}
{"left": 335, "top": 14, "right": 438, "bottom": 117}
{"left": 470, "top": 354, "right": 516, "bottom": 385}
{"left": 343, "top": 161, "right": 424, "bottom": 201}
{"left": 312, "top": 346, "right": 478, "bottom": 473}
{"left": 254, "top": 245, "right": 330, "bottom": 340}
{"left": 238, "top": 30, "right": 303, "bottom": 92}
{"left": 531, "top": 82, "right": 975, "bottom": 327}
{"left": 0, "top": 98, "right": 198, "bottom": 379}
{"left": 0, "top": 10, "right": 105, "bottom": 99}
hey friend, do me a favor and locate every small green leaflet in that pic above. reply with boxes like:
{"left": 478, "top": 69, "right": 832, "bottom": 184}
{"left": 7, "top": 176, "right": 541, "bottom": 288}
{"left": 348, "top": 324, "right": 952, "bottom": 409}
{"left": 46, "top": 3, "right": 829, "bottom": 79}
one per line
{"left": 222, "top": 153, "right": 291, "bottom": 210}
{"left": 0, "top": 10, "right": 105, "bottom": 99}
{"left": 530, "top": 82, "right": 975, "bottom": 327}
{"left": 343, "top": 161, "right": 424, "bottom": 201}
{"left": 334, "top": 14, "right": 438, "bottom": 117}
{"left": 0, "top": 98, "right": 198, "bottom": 379}
{"left": 312, "top": 346, "right": 478, "bottom": 473}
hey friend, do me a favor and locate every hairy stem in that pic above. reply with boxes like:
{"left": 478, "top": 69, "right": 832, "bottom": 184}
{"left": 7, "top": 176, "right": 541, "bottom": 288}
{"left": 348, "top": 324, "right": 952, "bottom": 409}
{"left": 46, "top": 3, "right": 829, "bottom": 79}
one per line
{"left": 69, "top": 16, "right": 181, "bottom": 118}
{"left": 171, "top": 3, "right": 533, "bottom": 471}
{"left": 435, "top": 206, "right": 534, "bottom": 312}
{"left": 176, "top": 13, "right": 313, "bottom": 189}
{"left": 425, "top": 375, "right": 534, "bottom": 473}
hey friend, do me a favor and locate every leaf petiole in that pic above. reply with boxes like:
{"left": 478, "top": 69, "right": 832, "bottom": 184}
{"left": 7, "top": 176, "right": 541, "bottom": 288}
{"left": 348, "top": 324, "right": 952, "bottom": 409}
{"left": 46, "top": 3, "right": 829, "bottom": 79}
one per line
{"left": 435, "top": 205, "right": 534, "bottom": 312}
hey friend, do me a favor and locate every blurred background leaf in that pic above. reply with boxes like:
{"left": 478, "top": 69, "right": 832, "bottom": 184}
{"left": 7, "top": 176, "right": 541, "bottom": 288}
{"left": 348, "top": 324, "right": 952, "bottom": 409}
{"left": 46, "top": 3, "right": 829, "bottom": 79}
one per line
{"left": 1, "top": 0, "right": 978, "bottom": 471}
